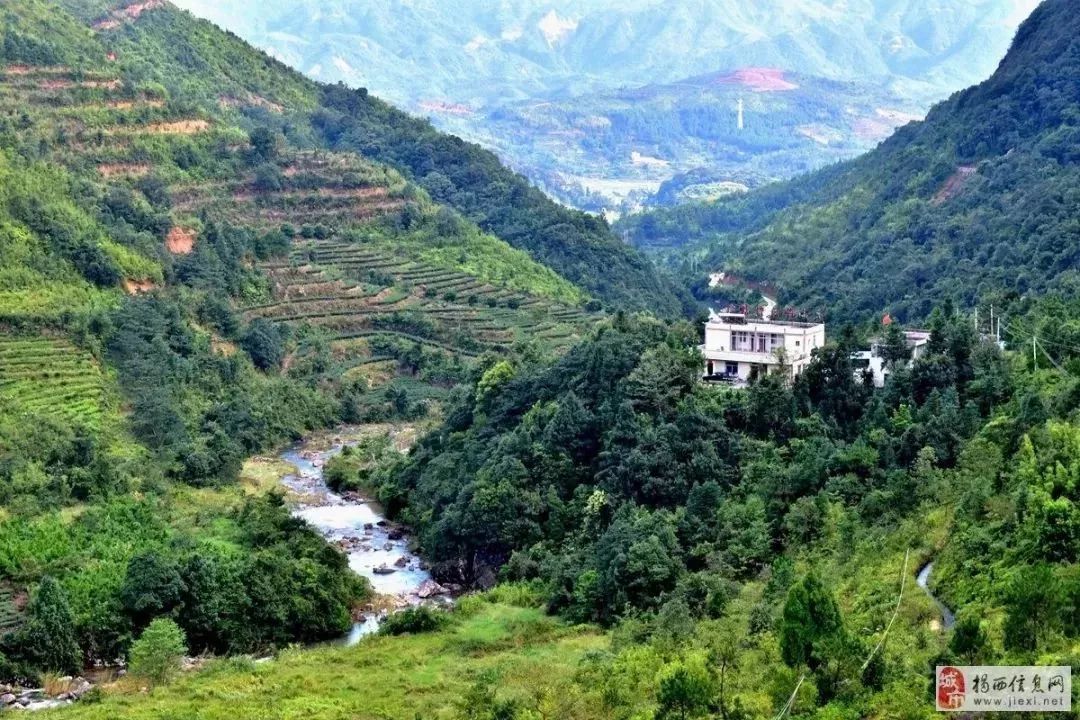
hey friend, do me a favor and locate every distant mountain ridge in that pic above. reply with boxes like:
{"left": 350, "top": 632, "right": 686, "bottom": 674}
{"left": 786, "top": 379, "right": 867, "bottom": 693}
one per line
{"left": 619, "top": 0, "right": 1080, "bottom": 322}
{"left": 173, "top": 0, "right": 1039, "bottom": 109}
{"left": 438, "top": 67, "right": 927, "bottom": 212}
{"left": 172, "top": 0, "right": 1039, "bottom": 209}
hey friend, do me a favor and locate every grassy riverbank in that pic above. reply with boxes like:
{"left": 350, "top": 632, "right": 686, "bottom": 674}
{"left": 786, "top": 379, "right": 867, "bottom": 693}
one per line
{"left": 43, "top": 599, "right": 607, "bottom": 720}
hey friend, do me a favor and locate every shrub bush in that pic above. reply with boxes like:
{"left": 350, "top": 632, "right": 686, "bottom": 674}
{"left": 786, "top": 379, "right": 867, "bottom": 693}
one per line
{"left": 378, "top": 607, "right": 451, "bottom": 636}
{"left": 128, "top": 618, "right": 187, "bottom": 687}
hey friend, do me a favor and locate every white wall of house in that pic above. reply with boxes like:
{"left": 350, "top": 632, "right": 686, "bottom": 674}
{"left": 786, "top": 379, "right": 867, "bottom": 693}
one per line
{"left": 701, "top": 316, "right": 825, "bottom": 382}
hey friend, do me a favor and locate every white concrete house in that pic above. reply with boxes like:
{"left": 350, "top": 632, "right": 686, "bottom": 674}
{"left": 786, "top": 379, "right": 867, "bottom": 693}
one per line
{"left": 700, "top": 312, "right": 825, "bottom": 384}
{"left": 852, "top": 329, "right": 933, "bottom": 387}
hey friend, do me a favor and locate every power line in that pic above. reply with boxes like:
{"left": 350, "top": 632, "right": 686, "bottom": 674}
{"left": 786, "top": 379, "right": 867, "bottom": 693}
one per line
{"left": 1003, "top": 321, "right": 1079, "bottom": 375}
{"left": 861, "top": 549, "right": 910, "bottom": 673}
{"left": 771, "top": 674, "right": 806, "bottom": 720}
{"left": 1036, "top": 337, "right": 1071, "bottom": 376}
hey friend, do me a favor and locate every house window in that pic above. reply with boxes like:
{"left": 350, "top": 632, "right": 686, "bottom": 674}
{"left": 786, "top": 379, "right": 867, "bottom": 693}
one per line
{"left": 795, "top": 340, "right": 801, "bottom": 347}
{"left": 725, "top": 362, "right": 739, "bottom": 376}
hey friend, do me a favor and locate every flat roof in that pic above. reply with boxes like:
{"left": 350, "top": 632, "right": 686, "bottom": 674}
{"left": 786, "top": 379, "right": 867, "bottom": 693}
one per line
{"left": 707, "top": 318, "right": 823, "bottom": 330}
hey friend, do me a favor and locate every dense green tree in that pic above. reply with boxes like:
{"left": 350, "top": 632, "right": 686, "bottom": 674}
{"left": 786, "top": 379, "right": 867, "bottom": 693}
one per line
{"left": 880, "top": 322, "right": 911, "bottom": 367}
{"left": 949, "top": 615, "right": 989, "bottom": 663}
{"left": 16, "top": 577, "right": 81, "bottom": 674}
{"left": 120, "top": 552, "right": 185, "bottom": 632}
{"left": 175, "top": 554, "right": 245, "bottom": 654}
{"left": 240, "top": 318, "right": 285, "bottom": 371}
{"left": 779, "top": 573, "right": 844, "bottom": 670}
{"left": 248, "top": 127, "right": 280, "bottom": 163}
{"left": 1002, "top": 565, "right": 1061, "bottom": 651}
{"left": 655, "top": 658, "right": 714, "bottom": 720}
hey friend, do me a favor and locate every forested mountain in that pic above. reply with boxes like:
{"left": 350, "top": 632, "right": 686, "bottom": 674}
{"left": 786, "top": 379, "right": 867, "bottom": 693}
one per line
{"left": 171, "top": 0, "right": 1036, "bottom": 211}
{"left": 0, "top": 0, "right": 683, "bottom": 683}
{"left": 621, "top": 0, "right": 1080, "bottom": 323}
{"left": 5, "top": 2, "right": 1080, "bottom": 719}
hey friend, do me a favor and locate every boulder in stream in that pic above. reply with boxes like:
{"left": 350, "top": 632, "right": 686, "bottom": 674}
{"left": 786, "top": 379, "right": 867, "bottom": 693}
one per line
{"left": 417, "top": 580, "right": 447, "bottom": 598}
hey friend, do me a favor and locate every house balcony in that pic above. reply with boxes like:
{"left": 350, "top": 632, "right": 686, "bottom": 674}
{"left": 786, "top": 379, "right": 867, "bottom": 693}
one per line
{"left": 698, "top": 346, "right": 808, "bottom": 365}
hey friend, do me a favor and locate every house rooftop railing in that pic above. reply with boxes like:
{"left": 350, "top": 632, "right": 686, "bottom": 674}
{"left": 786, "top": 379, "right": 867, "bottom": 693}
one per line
{"left": 708, "top": 314, "right": 822, "bottom": 329}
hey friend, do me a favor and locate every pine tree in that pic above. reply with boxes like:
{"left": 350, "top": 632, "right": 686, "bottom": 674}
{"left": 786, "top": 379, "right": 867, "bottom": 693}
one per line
{"left": 779, "top": 572, "right": 843, "bottom": 670}
{"left": 880, "top": 322, "right": 910, "bottom": 367}
{"left": 18, "top": 576, "right": 81, "bottom": 674}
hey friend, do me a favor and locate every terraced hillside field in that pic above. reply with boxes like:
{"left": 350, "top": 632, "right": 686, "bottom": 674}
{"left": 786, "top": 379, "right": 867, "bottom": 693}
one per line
{"left": 0, "top": 7, "right": 602, "bottom": 413}
{"left": 0, "top": 583, "right": 25, "bottom": 637}
{"left": 173, "top": 150, "right": 600, "bottom": 382}
{"left": 0, "top": 336, "right": 106, "bottom": 427}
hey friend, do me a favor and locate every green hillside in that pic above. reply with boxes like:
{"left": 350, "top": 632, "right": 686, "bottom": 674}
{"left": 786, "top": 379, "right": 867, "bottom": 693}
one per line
{"left": 620, "top": 0, "right": 1080, "bottom": 323}
{"left": 0, "top": 0, "right": 621, "bottom": 679}
{"left": 4, "top": 3, "right": 1080, "bottom": 720}
{"left": 74, "top": 0, "right": 688, "bottom": 317}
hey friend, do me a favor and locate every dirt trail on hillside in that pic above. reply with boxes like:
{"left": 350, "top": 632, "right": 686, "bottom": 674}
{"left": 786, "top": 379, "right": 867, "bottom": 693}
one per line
{"left": 97, "top": 163, "right": 151, "bottom": 178}
{"left": 143, "top": 119, "right": 210, "bottom": 135}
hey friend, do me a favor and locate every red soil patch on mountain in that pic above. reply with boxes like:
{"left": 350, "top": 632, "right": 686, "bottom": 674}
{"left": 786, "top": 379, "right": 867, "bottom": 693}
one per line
{"left": 94, "top": 1, "right": 164, "bottom": 30}
{"left": 715, "top": 68, "right": 798, "bottom": 92}
{"left": 166, "top": 227, "right": 197, "bottom": 255}
{"left": 232, "top": 186, "right": 391, "bottom": 202}
{"left": 852, "top": 117, "right": 896, "bottom": 141}
{"left": 4, "top": 65, "right": 71, "bottom": 76}
{"left": 418, "top": 100, "right": 474, "bottom": 116}
{"left": 66, "top": 79, "right": 122, "bottom": 90}
{"left": 119, "top": 0, "right": 164, "bottom": 20}
{"left": 932, "top": 165, "right": 977, "bottom": 205}
{"left": 123, "top": 279, "right": 158, "bottom": 295}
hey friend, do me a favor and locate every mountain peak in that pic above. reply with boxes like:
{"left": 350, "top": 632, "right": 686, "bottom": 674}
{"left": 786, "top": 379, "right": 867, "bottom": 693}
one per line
{"left": 537, "top": 9, "right": 578, "bottom": 46}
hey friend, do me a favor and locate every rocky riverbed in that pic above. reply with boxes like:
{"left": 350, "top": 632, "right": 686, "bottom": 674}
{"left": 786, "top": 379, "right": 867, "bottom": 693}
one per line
{"left": 1, "top": 677, "right": 93, "bottom": 712}
{"left": 279, "top": 426, "right": 452, "bottom": 642}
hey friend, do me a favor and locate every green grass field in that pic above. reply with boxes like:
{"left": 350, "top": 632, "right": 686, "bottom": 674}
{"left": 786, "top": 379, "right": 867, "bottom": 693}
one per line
{"left": 45, "top": 601, "right": 607, "bottom": 720}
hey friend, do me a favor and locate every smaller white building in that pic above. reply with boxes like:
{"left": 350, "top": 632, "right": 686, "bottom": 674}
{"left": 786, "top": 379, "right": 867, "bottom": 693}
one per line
{"left": 700, "top": 312, "right": 825, "bottom": 384}
{"left": 852, "top": 330, "right": 932, "bottom": 387}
